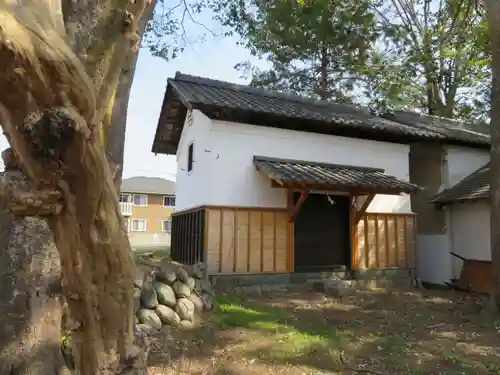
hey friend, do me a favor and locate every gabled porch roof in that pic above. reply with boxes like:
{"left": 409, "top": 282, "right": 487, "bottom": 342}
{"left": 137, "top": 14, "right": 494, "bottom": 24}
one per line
{"left": 432, "top": 163, "right": 489, "bottom": 207}
{"left": 253, "top": 156, "right": 420, "bottom": 195}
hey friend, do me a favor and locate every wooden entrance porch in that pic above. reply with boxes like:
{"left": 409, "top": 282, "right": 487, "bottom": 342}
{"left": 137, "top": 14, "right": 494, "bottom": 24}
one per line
{"left": 170, "top": 156, "right": 420, "bottom": 275}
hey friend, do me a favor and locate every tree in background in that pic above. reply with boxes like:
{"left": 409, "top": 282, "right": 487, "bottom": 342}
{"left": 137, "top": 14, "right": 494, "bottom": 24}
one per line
{"left": 0, "top": 0, "right": 207, "bottom": 374}
{"left": 214, "top": 0, "right": 490, "bottom": 122}
{"left": 368, "top": 0, "right": 490, "bottom": 121}
{"left": 213, "top": 0, "right": 381, "bottom": 102}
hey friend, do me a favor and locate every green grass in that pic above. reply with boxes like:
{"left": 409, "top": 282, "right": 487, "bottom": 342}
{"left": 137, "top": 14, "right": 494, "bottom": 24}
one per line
{"left": 134, "top": 246, "right": 170, "bottom": 255}
{"left": 134, "top": 246, "right": 170, "bottom": 265}
{"left": 212, "top": 295, "right": 350, "bottom": 360}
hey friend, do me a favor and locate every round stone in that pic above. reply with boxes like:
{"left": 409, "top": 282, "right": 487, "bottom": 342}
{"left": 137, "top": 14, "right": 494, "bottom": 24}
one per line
{"left": 154, "top": 281, "right": 177, "bottom": 308}
{"left": 185, "top": 277, "right": 196, "bottom": 291}
{"left": 188, "top": 293, "right": 204, "bottom": 313}
{"left": 140, "top": 283, "right": 159, "bottom": 309}
{"left": 175, "top": 297, "right": 195, "bottom": 322}
{"left": 137, "top": 309, "right": 162, "bottom": 331}
{"left": 155, "top": 304, "right": 181, "bottom": 326}
{"left": 172, "top": 280, "right": 191, "bottom": 298}
{"left": 179, "top": 320, "right": 194, "bottom": 330}
{"left": 156, "top": 262, "right": 178, "bottom": 284}
{"left": 176, "top": 267, "right": 189, "bottom": 283}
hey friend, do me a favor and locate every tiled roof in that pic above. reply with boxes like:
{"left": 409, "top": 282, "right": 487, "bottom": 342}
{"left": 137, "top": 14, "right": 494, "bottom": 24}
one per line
{"left": 121, "top": 177, "right": 175, "bottom": 195}
{"left": 383, "top": 111, "right": 489, "bottom": 147}
{"left": 253, "top": 156, "right": 420, "bottom": 195}
{"left": 432, "top": 163, "right": 489, "bottom": 205}
{"left": 152, "top": 72, "right": 490, "bottom": 154}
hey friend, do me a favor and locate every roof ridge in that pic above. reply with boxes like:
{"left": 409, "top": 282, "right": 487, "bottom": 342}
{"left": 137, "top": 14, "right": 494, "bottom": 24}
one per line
{"left": 389, "top": 110, "right": 489, "bottom": 136}
{"left": 172, "top": 72, "right": 372, "bottom": 117}
{"left": 253, "top": 155, "right": 385, "bottom": 173}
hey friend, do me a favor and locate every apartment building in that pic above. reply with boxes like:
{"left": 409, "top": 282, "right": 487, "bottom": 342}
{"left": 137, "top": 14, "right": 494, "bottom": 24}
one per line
{"left": 119, "top": 176, "right": 175, "bottom": 250}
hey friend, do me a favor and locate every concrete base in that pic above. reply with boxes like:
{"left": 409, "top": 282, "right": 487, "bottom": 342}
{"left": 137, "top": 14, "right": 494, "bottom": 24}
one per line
{"left": 212, "top": 268, "right": 416, "bottom": 294}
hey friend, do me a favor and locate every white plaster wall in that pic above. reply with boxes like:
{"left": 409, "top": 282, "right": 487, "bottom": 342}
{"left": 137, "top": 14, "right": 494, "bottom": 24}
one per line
{"left": 449, "top": 202, "right": 491, "bottom": 278}
{"left": 416, "top": 234, "right": 451, "bottom": 285}
{"left": 128, "top": 233, "right": 171, "bottom": 249}
{"left": 444, "top": 146, "right": 489, "bottom": 188}
{"left": 198, "top": 120, "right": 412, "bottom": 212}
{"left": 417, "top": 145, "right": 490, "bottom": 285}
{"left": 175, "top": 110, "right": 212, "bottom": 210}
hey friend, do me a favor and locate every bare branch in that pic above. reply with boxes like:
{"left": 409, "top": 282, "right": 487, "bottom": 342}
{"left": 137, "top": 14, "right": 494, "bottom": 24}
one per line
{"left": 181, "top": 0, "right": 216, "bottom": 36}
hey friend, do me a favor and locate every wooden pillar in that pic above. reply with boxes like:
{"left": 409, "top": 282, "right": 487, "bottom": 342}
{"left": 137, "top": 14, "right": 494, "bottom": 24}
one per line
{"left": 350, "top": 193, "right": 375, "bottom": 269}
{"left": 350, "top": 195, "right": 358, "bottom": 269}
{"left": 286, "top": 188, "right": 309, "bottom": 273}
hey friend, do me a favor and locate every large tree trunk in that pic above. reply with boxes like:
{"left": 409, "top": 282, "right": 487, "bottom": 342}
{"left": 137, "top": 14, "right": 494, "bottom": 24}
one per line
{"left": 106, "top": 8, "right": 154, "bottom": 190}
{"left": 0, "top": 168, "right": 68, "bottom": 375}
{"left": 486, "top": 0, "right": 500, "bottom": 311}
{"left": 0, "top": 1, "right": 154, "bottom": 373}
{"left": 0, "top": 1, "right": 156, "bottom": 374}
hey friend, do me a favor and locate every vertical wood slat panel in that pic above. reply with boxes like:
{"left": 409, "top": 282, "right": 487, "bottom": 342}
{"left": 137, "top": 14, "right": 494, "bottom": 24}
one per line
{"left": 377, "top": 215, "right": 387, "bottom": 268}
{"left": 235, "top": 211, "right": 249, "bottom": 273}
{"left": 374, "top": 214, "right": 380, "bottom": 269}
{"left": 363, "top": 215, "right": 369, "bottom": 269}
{"left": 206, "top": 209, "right": 221, "bottom": 273}
{"left": 287, "top": 222, "right": 294, "bottom": 272}
{"left": 262, "top": 212, "right": 275, "bottom": 272}
{"left": 275, "top": 212, "right": 288, "bottom": 272}
{"left": 355, "top": 213, "right": 417, "bottom": 270}
{"left": 203, "top": 207, "right": 288, "bottom": 274}
{"left": 249, "top": 211, "right": 262, "bottom": 273}
{"left": 356, "top": 216, "right": 367, "bottom": 269}
{"left": 220, "top": 210, "right": 235, "bottom": 273}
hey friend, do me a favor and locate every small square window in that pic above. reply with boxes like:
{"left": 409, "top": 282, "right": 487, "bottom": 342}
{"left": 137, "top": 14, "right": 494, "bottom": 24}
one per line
{"left": 163, "top": 196, "right": 176, "bottom": 207}
{"left": 187, "top": 142, "right": 194, "bottom": 172}
{"left": 119, "top": 194, "right": 131, "bottom": 203}
{"left": 133, "top": 194, "right": 148, "bottom": 206}
{"left": 131, "top": 219, "right": 146, "bottom": 232}
{"left": 162, "top": 220, "right": 172, "bottom": 233}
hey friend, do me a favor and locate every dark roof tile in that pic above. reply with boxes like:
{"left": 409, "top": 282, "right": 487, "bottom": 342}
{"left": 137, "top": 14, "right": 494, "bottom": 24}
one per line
{"left": 152, "top": 73, "right": 490, "bottom": 154}
{"left": 432, "top": 163, "right": 489, "bottom": 205}
{"left": 254, "top": 156, "right": 420, "bottom": 195}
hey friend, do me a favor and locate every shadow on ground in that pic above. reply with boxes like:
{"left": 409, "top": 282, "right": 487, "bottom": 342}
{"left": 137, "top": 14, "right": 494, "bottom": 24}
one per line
{"left": 147, "top": 288, "right": 500, "bottom": 375}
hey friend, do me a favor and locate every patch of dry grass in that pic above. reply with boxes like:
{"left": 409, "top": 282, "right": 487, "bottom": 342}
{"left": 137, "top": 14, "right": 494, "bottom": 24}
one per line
{"left": 147, "top": 288, "right": 500, "bottom": 375}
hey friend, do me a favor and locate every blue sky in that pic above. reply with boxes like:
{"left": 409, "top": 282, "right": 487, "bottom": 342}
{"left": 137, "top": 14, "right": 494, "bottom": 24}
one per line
{"left": 122, "top": 33, "right": 258, "bottom": 181}
{"left": 0, "top": 9, "right": 261, "bottom": 182}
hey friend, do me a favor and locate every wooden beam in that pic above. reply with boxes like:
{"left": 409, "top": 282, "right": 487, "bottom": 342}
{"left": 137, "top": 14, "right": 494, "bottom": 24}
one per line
{"left": 289, "top": 189, "right": 308, "bottom": 222}
{"left": 271, "top": 180, "right": 283, "bottom": 188}
{"left": 353, "top": 193, "right": 375, "bottom": 226}
{"left": 256, "top": 167, "right": 285, "bottom": 186}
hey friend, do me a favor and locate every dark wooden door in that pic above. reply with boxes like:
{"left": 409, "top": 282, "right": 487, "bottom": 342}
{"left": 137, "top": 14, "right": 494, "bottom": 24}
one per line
{"left": 294, "top": 193, "right": 351, "bottom": 272}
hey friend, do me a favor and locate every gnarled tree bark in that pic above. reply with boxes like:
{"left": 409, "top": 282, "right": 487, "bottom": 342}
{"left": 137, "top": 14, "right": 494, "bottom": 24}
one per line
{"left": 0, "top": 166, "right": 68, "bottom": 375}
{"left": 486, "top": 0, "right": 500, "bottom": 312}
{"left": 0, "top": 0, "right": 156, "bottom": 374}
{"left": 0, "top": 0, "right": 155, "bottom": 372}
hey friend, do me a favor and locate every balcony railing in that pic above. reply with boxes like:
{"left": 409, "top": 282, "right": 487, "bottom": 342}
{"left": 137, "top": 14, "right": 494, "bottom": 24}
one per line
{"left": 120, "top": 202, "right": 132, "bottom": 216}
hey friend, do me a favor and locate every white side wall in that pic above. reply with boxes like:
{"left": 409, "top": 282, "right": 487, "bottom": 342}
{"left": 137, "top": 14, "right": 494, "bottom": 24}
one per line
{"left": 128, "top": 232, "right": 171, "bottom": 249}
{"left": 175, "top": 110, "right": 212, "bottom": 210}
{"left": 444, "top": 146, "right": 489, "bottom": 188}
{"left": 449, "top": 202, "right": 491, "bottom": 278}
{"left": 176, "top": 116, "right": 413, "bottom": 213}
{"left": 417, "top": 145, "right": 489, "bottom": 285}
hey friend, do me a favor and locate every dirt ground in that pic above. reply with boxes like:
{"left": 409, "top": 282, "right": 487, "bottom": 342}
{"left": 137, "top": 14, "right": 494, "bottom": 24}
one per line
{"left": 146, "top": 287, "right": 500, "bottom": 375}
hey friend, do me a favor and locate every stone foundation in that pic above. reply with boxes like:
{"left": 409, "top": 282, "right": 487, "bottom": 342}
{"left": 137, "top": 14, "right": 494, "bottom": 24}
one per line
{"left": 213, "top": 268, "right": 416, "bottom": 295}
